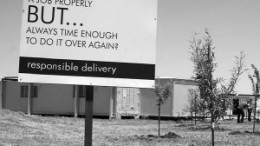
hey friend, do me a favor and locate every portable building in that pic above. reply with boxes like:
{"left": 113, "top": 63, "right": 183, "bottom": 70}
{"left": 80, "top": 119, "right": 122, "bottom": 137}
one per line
{"left": 1, "top": 77, "right": 116, "bottom": 118}
{"left": 1, "top": 77, "right": 200, "bottom": 118}
{"left": 5, "top": 77, "right": 256, "bottom": 119}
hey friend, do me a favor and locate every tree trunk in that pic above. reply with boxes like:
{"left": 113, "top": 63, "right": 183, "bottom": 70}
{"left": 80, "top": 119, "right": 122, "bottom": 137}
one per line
{"left": 253, "top": 96, "right": 257, "bottom": 133}
{"left": 158, "top": 102, "right": 161, "bottom": 137}
{"left": 211, "top": 111, "right": 215, "bottom": 146}
{"left": 195, "top": 94, "right": 197, "bottom": 125}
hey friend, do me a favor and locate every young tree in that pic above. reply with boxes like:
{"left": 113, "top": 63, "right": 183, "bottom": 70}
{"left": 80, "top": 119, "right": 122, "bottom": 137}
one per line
{"left": 217, "top": 51, "right": 247, "bottom": 122}
{"left": 154, "top": 82, "right": 171, "bottom": 137}
{"left": 189, "top": 29, "right": 217, "bottom": 146}
{"left": 186, "top": 89, "right": 198, "bottom": 124}
{"left": 184, "top": 89, "right": 206, "bottom": 125}
{"left": 248, "top": 64, "right": 260, "bottom": 133}
{"left": 222, "top": 52, "right": 247, "bottom": 94}
{"left": 189, "top": 29, "right": 246, "bottom": 146}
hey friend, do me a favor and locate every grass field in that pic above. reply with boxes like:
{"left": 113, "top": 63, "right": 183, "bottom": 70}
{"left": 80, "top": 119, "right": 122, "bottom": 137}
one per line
{"left": 1, "top": 109, "right": 260, "bottom": 146}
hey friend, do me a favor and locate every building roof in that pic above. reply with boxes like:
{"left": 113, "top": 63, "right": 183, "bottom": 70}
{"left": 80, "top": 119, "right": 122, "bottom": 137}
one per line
{"left": 155, "top": 77, "right": 198, "bottom": 86}
{"left": 2, "top": 76, "right": 18, "bottom": 81}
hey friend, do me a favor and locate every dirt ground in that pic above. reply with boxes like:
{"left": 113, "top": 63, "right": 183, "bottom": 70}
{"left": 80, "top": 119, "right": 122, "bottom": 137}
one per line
{"left": 1, "top": 109, "right": 260, "bottom": 146}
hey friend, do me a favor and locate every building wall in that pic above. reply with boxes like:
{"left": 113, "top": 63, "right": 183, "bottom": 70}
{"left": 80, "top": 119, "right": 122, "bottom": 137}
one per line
{"left": 173, "top": 82, "right": 198, "bottom": 116}
{"left": 80, "top": 86, "right": 111, "bottom": 116}
{"left": 3, "top": 81, "right": 76, "bottom": 114}
{"left": 3, "top": 81, "right": 111, "bottom": 116}
{"left": 0, "top": 81, "right": 2, "bottom": 109}
{"left": 140, "top": 78, "right": 175, "bottom": 117}
{"left": 32, "top": 83, "right": 74, "bottom": 115}
{"left": 94, "top": 86, "right": 111, "bottom": 116}
{"left": 140, "top": 88, "right": 173, "bottom": 116}
{"left": 4, "top": 81, "right": 28, "bottom": 112}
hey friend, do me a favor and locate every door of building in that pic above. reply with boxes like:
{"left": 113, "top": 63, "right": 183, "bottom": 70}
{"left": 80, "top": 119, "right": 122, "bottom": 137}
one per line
{"left": 233, "top": 99, "right": 239, "bottom": 115}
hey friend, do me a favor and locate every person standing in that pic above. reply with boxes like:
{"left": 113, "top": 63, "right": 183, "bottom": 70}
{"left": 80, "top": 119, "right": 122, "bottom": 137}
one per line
{"left": 237, "top": 103, "right": 249, "bottom": 123}
{"left": 247, "top": 100, "right": 253, "bottom": 122}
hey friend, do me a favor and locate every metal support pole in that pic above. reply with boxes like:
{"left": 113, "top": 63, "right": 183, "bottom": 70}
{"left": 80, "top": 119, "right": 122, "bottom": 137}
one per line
{"left": 74, "top": 85, "right": 78, "bottom": 118}
{"left": 85, "top": 86, "right": 94, "bottom": 146}
{"left": 27, "top": 83, "right": 32, "bottom": 115}
{"left": 109, "top": 87, "right": 113, "bottom": 120}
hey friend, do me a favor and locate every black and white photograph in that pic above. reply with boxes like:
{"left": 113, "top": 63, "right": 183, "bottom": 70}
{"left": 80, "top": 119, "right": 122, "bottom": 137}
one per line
{"left": 0, "top": 0, "right": 260, "bottom": 145}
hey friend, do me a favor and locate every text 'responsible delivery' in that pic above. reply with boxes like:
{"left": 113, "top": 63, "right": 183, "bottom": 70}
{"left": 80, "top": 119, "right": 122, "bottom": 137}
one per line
{"left": 26, "top": 61, "right": 117, "bottom": 75}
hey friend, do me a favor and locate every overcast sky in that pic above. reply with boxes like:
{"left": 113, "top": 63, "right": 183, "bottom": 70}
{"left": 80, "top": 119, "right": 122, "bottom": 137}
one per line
{"left": 0, "top": 0, "right": 260, "bottom": 94}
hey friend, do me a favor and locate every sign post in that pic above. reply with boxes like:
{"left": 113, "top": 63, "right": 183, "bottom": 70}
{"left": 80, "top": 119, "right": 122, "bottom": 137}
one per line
{"left": 19, "top": 0, "right": 158, "bottom": 145}
{"left": 85, "top": 86, "right": 94, "bottom": 146}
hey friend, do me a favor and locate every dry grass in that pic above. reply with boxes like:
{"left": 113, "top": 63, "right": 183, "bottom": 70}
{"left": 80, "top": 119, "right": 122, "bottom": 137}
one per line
{"left": 1, "top": 109, "right": 260, "bottom": 146}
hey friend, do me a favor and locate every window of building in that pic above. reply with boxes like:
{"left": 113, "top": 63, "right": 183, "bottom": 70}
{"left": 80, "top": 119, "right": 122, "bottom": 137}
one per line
{"left": 20, "top": 85, "right": 38, "bottom": 98}
{"left": 73, "top": 85, "right": 86, "bottom": 98}
{"left": 20, "top": 85, "right": 28, "bottom": 98}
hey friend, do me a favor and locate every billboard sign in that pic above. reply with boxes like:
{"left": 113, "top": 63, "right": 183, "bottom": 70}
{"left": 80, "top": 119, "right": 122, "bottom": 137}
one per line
{"left": 19, "top": 0, "right": 157, "bottom": 88}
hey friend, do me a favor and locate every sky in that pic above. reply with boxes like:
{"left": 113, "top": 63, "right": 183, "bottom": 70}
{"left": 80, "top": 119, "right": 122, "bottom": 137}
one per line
{"left": 0, "top": 0, "right": 260, "bottom": 94}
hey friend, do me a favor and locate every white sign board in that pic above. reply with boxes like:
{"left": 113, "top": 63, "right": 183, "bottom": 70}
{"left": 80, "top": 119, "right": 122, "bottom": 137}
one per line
{"left": 19, "top": 0, "right": 157, "bottom": 88}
